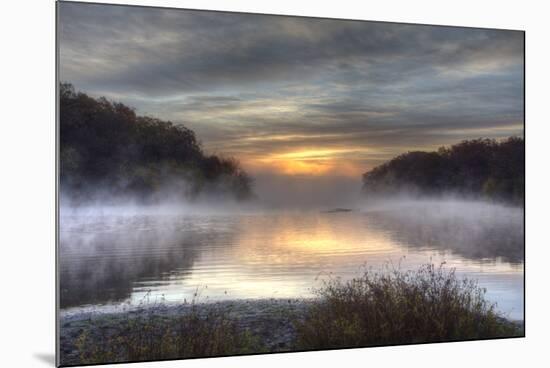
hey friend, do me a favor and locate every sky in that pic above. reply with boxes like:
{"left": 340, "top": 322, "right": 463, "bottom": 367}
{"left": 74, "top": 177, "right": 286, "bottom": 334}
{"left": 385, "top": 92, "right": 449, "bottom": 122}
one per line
{"left": 58, "top": 2, "right": 524, "bottom": 180}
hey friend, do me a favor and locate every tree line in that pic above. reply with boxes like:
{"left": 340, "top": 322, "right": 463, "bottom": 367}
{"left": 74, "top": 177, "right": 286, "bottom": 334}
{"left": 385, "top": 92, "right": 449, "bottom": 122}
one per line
{"left": 59, "top": 83, "right": 253, "bottom": 202}
{"left": 362, "top": 137, "right": 524, "bottom": 204}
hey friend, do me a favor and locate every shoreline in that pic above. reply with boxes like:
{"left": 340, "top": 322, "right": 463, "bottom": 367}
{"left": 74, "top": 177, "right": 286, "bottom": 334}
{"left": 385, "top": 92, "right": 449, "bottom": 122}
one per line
{"left": 60, "top": 299, "right": 310, "bottom": 365}
{"left": 60, "top": 298, "right": 523, "bottom": 366}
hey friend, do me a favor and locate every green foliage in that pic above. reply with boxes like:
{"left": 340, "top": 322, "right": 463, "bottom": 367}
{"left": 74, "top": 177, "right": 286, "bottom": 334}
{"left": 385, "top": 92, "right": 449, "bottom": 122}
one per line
{"left": 362, "top": 137, "right": 524, "bottom": 204}
{"left": 59, "top": 83, "right": 253, "bottom": 202}
{"left": 294, "top": 264, "right": 522, "bottom": 349}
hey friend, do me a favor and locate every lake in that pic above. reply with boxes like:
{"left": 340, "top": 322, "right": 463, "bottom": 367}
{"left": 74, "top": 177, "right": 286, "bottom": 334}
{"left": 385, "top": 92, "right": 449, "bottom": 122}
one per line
{"left": 59, "top": 200, "right": 524, "bottom": 320}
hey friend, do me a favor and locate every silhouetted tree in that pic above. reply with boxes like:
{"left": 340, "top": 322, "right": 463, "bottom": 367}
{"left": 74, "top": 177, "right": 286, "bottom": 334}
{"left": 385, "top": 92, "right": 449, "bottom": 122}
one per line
{"left": 362, "top": 137, "right": 524, "bottom": 204}
{"left": 59, "top": 83, "right": 253, "bottom": 202}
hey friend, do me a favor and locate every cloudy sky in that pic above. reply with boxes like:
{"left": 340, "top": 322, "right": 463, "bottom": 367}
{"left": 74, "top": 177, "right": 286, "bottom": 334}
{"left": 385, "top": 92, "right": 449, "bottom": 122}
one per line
{"left": 58, "top": 2, "right": 524, "bottom": 179}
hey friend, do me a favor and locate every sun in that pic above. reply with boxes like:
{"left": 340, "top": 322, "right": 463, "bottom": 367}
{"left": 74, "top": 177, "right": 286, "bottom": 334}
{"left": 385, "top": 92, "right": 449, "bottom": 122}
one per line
{"left": 250, "top": 148, "right": 364, "bottom": 176}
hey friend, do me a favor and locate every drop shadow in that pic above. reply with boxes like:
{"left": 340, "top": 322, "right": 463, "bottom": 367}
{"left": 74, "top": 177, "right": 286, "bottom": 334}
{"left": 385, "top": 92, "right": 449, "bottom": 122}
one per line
{"left": 33, "top": 353, "right": 56, "bottom": 366}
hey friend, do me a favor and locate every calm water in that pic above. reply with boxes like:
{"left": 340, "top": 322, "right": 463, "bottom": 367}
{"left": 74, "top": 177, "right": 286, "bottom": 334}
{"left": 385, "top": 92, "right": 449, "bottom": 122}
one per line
{"left": 59, "top": 201, "right": 524, "bottom": 320}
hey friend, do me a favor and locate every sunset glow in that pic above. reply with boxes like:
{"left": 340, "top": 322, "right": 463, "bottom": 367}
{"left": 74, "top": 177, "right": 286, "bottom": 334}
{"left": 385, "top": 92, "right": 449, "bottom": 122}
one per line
{"left": 59, "top": 3, "right": 524, "bottom": 181}
{"left": 251, "top": 148, "right": 373, "bottom": 176}
{"left": 57, "top": 4, "right": 525, "bottom": 364}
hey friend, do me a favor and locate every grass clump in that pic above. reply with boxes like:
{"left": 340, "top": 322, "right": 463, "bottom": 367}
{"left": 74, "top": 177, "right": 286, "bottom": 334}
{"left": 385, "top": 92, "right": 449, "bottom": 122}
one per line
{"left": 72, "top": 303, "right": 261, "bottom": 365}
{"left": 295, "top": 263, "right": 522, "bottom": 349}
{"left": 65, "top": 264, "right": 522, "bottom": 365}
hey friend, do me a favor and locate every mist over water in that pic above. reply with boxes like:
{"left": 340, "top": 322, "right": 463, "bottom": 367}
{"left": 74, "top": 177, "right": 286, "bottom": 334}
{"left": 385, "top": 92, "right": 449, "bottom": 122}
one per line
{"left": 61, "top": 174, "right": 365, "bottom": 214}
{"left": 252, "top": 174, "right": 365, "bottom": 210}
{"left": 56, "top": 5, "right": 526, "bottom": 344}
{"left": 59, "top": 175, "right": 524, "bottom": 320}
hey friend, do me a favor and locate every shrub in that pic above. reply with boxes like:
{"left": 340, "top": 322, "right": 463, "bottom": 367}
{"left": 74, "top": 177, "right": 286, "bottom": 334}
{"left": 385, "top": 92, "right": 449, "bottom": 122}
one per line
{"left": 295, "top": 263, "right": 522, "bottom": 349}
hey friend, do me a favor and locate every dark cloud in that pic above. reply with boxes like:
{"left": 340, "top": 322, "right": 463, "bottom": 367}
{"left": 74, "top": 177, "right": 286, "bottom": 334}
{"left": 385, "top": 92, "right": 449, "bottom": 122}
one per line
{"left": 59, "top": 3, "right": 523, "bottom": 94}
{"left": 58, "top": 2, "right": 524, "bottom": 176}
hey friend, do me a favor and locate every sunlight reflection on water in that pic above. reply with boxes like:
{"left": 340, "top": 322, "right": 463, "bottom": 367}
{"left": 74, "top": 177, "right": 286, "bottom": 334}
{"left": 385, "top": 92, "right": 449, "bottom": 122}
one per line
{"left": 59, "top": 201, "right": 524, "bottom": 320}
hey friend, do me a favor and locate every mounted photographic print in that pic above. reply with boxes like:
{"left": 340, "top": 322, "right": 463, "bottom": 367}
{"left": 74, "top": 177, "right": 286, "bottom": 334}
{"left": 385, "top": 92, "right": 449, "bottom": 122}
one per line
{"left": 56, "top": 1, "right": 525, "bottom": 366}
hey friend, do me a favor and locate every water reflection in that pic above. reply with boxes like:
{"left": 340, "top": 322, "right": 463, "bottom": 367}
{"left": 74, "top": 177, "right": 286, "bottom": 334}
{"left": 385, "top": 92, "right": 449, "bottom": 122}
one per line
{"left": 364, "top": 201, "right": 524, "bottom": 264}
{"left": 59, "top": 215, "right": 236, "bottom": 308}
{"left": 59, "top": 202, "right": 524, "bottom": 319}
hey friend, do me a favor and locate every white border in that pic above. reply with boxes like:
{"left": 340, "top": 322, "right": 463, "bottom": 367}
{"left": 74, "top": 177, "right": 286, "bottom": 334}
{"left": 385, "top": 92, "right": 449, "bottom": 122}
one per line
{"left": 1, "top": 1, "right": 548, "bottom": 367}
